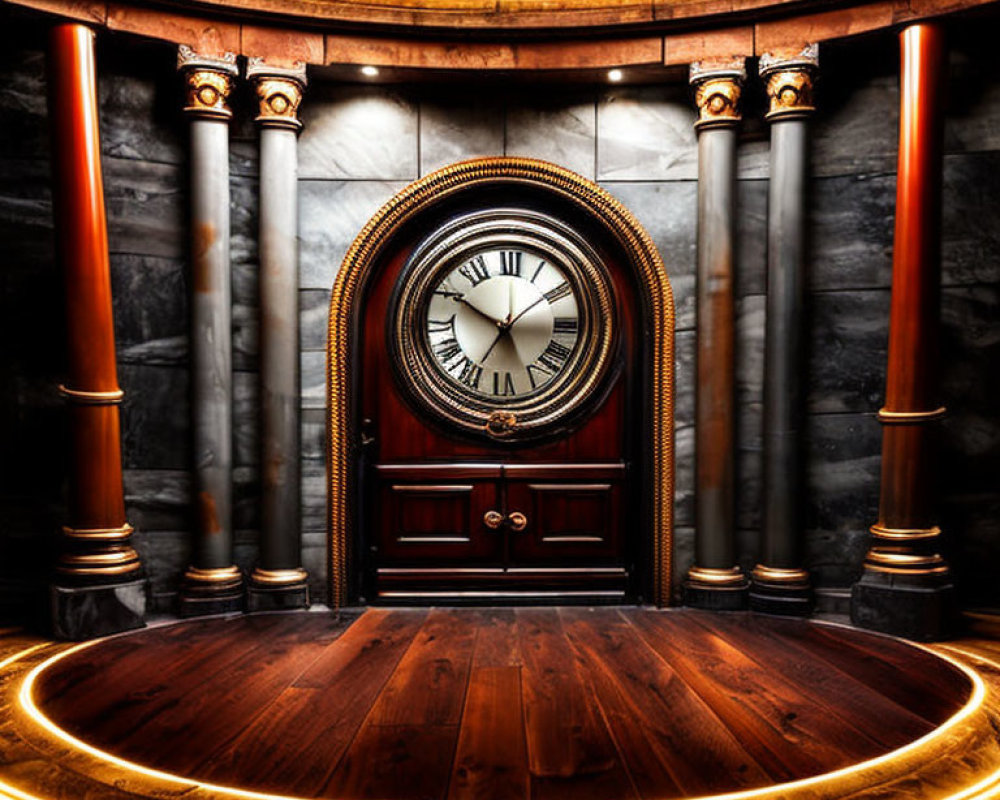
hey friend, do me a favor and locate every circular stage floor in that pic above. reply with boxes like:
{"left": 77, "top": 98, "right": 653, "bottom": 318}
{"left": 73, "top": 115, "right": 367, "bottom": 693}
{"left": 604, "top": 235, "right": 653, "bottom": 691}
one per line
{"left": 17, "top": 607, "right": 984, "bottom": 800}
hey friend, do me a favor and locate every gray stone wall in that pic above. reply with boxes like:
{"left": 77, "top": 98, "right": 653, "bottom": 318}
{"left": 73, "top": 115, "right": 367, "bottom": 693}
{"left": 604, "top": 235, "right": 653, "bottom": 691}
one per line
{"left": 1, "top": 20, "right": 998, "bottom": 617}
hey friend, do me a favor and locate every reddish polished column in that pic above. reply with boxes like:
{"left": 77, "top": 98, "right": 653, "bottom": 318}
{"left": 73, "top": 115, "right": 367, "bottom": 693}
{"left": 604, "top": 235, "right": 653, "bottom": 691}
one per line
{"left": 851, "top": 23, "right": 954, "bottom": 640}
{"left": 48, "top": 24, "right": 141, "bottom": 586}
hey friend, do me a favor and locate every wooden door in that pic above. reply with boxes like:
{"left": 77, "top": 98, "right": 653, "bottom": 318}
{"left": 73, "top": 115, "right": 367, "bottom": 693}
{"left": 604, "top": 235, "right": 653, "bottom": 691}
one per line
{"left": 359, "top": 196, "right": 641, "bottom": 603}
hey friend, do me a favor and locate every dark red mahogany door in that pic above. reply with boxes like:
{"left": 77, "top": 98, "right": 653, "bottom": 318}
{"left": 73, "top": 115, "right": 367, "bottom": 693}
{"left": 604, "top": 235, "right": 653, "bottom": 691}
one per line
{"left": 359, "top": 193, "right": 642, "bottom": 603}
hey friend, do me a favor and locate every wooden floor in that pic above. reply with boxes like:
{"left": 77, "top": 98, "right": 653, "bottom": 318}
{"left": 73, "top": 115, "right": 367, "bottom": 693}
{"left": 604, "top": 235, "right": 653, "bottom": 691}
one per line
{"left": 34, "top": 608, "right": 971, "bottom": 800}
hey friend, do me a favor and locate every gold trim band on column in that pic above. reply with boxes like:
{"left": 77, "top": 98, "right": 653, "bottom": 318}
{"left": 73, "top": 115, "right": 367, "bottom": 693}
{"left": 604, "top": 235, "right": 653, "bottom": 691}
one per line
{"left": 56, "top": 548, "right": 141, "bottom": 576}
{"left": 184, "top": 565, "right": 242, "bottom": 585}
{"left": 250, "top": 567, "right": 308, "bottom": 586}
{"left": 61, "top": 523, "right": 133, "bottom": 541}
{"left": 870, "top": 523, "right": 942, "bottom": 540}
{"left": 58, "top": 385, "right": 124, "bottom": 405}
{"left": 877, "top": 406, "right": 947, "bottom": 423}
{"left": 686, "top": 566, "right": 747, "bottom": 587}
{"left": 751, "top": 565, "right": 811, "bottom": 587}
{"left": 865, "top": 550, "right": 950, "bottom": 575}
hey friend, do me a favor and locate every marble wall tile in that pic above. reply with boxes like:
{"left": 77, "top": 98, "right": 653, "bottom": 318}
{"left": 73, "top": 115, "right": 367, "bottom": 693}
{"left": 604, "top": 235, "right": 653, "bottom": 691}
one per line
{"left": 506, "top": 91, "right": 597, "bottom": 179}
{"left": 736, "top": 180, "right": 768, "bottom": 296}
{"left": 942, "top": 153, "right": 1000, "bottom": 286}
{"left": 234, "top": 371, "right": 259, "bottom": 468}
{"left": 812, "top": 73, "right": 899, "bottom": 178}
{"left": 597, "top": 86, "right": 697, "bottom": 181}
{"left": 808, "top": 173, "right": 895, "bottom": 292}
{"left": 943, "top": 494, "right": 1000, "bottom": 608}
{"left": 298, "top": 180, "right": 408, "bottom": 290}
{"left": 234, "top": 465, "right": 261, "bottom": 531}
{"left": 673, "top": 422, "right": 694, "bottom": 528}
{"left": 803, "top": 412, "right": 882, "bottom": 586}
{"left": 111, "top": 255, "right": 188, "bottom": 366}
{"left": 0, "top": 158, "right": 54, "bottom": 265}
{"left": 600, "top": 181, "right": 697, "bottom": 278}
{"left": 300, "top": 289, "right": 331, "bottom": 352}
{"left": 299, "top": 86, "right": 418, "bottom": 180}
{"left": 99, "top": 56, "right": 184, "bottom": 166}
{"left": 806, "top": 289, "right": 889, "bottom": 414}
{"left": 300, "top": 351, "right": 326, "bottom": 410}
{"left": 0, "top": 47, "right": 48, "bottom": 161}
{"left": 123, "top": 469, "right": 193, "bottom": 532}
{"left": 104, "top": 157, "right": 185, "bottom": 259}
{"left": 735, "top": 294, "right": 765, "bottom": 403}
{"left": 135, "top": 530, "right": 190, "bottom": 607}
{"left": 670, "top": 526, "right": 695, "bottom": 602}
{"left": 119, "top": 364, "right": 190, "bottom": 470}
{"left": 419, "top": 91, "right": 505, "bottom": 175}
{"left": 736, "top": 449, "right": 763, "bottom": 533}
{"left": 673, "top": 330, "right": 695, "bottom": 426}
{"left": 302, "top": 459, "right": 326, "bottom": 532}
{"left": 946, "top": 33, "right": 1000, "bottom": 155}
{"left": 302, "top": 409, "right": 326, "bottom": 460}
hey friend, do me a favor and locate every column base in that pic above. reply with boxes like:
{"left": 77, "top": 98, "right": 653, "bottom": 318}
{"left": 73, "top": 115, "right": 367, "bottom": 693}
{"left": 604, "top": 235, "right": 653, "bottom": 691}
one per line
{"left": 749, "top": 565, "right": 814, "bottom": 617}
{"left": 247, "top": 568, "right": 310, "bottom": 612}
{"left": 50, "top": 578, "right": 147, "bottom": 640}
{"left": 684, "top": 567, "right": 748, "bottom": 610}
{"left": 851, "top": 569, "right": 956, "bottom": 641}
{"left": 179, "top": 565, "right": 245, "bottom": 618}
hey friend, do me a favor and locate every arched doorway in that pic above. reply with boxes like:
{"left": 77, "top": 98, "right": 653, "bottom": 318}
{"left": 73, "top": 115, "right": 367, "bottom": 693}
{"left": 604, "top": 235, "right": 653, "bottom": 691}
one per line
{"left": 327, "top": 158, "right": 675, "bottom": 606}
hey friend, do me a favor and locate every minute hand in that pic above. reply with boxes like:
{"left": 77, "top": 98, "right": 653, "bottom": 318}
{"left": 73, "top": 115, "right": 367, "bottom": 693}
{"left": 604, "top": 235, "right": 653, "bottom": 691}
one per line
{"left": 506, "top": 295, "right": 547, "bottom": 329}
{"left": 456, "top": 296, "right": 504, "bottom": 326}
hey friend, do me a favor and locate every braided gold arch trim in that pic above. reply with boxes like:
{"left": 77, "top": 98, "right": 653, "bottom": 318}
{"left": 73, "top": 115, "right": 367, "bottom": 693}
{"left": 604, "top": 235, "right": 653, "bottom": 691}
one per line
{"left": 326, "top": 156, "right": 676, "bottom": 607}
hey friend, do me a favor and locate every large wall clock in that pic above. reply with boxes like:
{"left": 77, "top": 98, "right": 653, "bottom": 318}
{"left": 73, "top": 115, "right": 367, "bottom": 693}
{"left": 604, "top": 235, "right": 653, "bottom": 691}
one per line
{"left": 389, "top": 208, "right": 617, "bottom": 440}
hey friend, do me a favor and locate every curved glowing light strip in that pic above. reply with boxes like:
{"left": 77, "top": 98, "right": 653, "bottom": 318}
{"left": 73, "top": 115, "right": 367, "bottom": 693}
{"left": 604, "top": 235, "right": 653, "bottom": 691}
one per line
{"left": 5, "top": 635, "right": 994, "bottom": 800}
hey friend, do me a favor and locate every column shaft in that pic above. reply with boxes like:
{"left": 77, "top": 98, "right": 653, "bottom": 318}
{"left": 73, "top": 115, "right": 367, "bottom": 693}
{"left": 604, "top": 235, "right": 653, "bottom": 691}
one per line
{"left": 247, "top": 63, "right": 309, "bottom": 609}
{"left": 751, "top": 49, "right": 818, "bottom": 615}
{"left": 851, "top": 24, "right": 954, "bottom": 641}
{"left": 178, "top": 48, "right": 243, "bottom": 615}
{"left": 685, "top": 62, "right": 748, "bottom": 610}
{"left": 48, "top": 23, "right": 144, "bottom": 638}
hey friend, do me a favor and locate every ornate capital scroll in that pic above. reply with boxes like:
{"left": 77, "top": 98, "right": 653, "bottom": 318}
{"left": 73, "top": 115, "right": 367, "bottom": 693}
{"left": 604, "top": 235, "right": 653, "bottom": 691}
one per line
{"left": 689, "top": 59, "right": 746, "bottom": 130}
{"left": 177, "top": 45, "right": 237, "bottom": 121}
{"left": 759, "top": 44, "right": 819, "bottom": 122}
{"left": 247, "top": 58, "right": 307, "bottom": 131}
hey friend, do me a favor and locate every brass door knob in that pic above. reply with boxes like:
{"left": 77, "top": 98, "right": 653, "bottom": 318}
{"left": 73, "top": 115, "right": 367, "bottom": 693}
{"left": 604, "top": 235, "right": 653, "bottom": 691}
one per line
{"left": 507, "top": 511, "right": 528, "bottom": 532}
{"left": 483, "top": 510, "right": 504, "bottom": 530}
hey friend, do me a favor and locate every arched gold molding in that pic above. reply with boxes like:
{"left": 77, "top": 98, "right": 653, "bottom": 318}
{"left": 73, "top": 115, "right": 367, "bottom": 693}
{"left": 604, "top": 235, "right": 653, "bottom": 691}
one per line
{"left": 326, "top": 157, "right": 676, "bottom": 607}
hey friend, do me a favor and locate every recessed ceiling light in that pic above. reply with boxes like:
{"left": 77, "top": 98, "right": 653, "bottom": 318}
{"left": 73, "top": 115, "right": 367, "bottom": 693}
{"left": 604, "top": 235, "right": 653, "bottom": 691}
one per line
{"left": 608, "top": 69, "right": 623, "bottom": 83}
{"left": 361, "top": 65, "right": 379, "bottom": 78}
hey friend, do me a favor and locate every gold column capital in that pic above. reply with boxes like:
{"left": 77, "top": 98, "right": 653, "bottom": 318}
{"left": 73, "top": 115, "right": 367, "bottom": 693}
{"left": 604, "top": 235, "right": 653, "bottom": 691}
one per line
{"left": 177, "top": 45, "right": 238, "bottom": 121}
{"left": 689, "top": 59, "right": 745, "bottom": 131}
{"left": 247, "top": 58, "right": 307, "bottom": 131}
{"left": 759, "top": 44, "right": 819, "bottom": 122}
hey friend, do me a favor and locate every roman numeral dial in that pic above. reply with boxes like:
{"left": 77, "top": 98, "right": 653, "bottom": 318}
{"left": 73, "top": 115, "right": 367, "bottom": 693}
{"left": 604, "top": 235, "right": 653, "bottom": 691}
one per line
{"left": 424, "top": 247, "right": 581, "bottom": 400}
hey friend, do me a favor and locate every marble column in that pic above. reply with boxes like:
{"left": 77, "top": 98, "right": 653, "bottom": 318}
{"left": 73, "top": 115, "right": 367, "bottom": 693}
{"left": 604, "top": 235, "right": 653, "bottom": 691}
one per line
{"left": 246, "top": 60, "right": 309, "bottom": 611}
{"left": 177, "top": 46, "right": 244, "bottom": 616}
{"left": 750, "top": 46, "right": 818, "bottom": 616}
{"left": 47, "top": 23, "right": 145, "bottom": 639}
{"left": 684, "top": 60, "right": 749, "bottom": 610}
{"left": 851, "top": 24, "right": 954, "bottom": 641}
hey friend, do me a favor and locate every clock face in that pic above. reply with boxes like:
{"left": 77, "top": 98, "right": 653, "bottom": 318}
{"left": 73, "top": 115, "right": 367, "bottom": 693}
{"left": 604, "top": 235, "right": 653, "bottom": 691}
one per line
{"left": 390, "top": 208, "right": 616, "bottom": 440}
{"left": 425, "top": 250, "right": 580, "bottom": 401}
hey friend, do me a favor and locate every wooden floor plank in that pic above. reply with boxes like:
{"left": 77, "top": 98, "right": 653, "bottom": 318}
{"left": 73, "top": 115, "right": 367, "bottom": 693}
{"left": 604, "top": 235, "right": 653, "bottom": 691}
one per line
{"left": 366, "top": 608, "right": 478, "bottom": 727}
{"left": 447, "top": 667, "right": 529, "bottom": 800}
{"left": 628, "top": 610, "right": 887, "bottom": 782}
{"left": 516, "top": 608, "right": 638, "bottom": 800}
{"left": 691, "top": 611, "right": 935, "bottom": 749}
{"left": 201, "top": 608, "right": 429, "bottom": 796}
{"left": 560, "top": 607, "right": 770, "bottom": 796}
{"left": 763, "top": 617, "right": 970, "bottom": 723}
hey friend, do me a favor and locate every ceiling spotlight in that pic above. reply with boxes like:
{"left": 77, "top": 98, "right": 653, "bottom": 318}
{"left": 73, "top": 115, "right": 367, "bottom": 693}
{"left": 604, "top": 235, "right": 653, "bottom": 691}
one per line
{"left": 360, "top": 65, "right": 379, "bottom": 78}
{"left": 608, "top": 68, "right": 623, "bottom": 83}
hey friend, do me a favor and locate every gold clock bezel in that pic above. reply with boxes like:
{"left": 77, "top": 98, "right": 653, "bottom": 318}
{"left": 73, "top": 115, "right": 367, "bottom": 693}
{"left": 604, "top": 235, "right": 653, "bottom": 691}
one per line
{"left": 389, "top": 208, "right": 617, "bottom": 439}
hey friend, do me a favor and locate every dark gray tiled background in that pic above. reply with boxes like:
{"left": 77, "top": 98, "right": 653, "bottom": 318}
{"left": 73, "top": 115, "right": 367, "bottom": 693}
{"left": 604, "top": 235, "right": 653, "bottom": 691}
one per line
{"left": 1, "top": 23, "right": 998, "bottom": 615}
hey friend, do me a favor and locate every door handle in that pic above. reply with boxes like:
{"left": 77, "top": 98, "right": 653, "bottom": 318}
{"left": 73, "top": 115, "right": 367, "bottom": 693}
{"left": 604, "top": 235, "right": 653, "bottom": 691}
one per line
{"left": 483, "top": 510, "right": 504, "bottom": 530}
{"left": 507, "top": 512, "right": 527, "bottom": 532}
